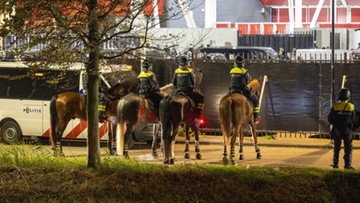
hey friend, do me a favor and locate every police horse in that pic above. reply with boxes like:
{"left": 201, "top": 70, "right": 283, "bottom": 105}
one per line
{"left": 115, "top": 84, "right": 175, "bottom": 158}
{"left": 219, "top": 79, "right": 262, "bottom": 165}
{"left": 49, "top": 77, "right": 138, "bottom": 156}
{"left": 159, "top": 67, "right": 204, "bottom": 164}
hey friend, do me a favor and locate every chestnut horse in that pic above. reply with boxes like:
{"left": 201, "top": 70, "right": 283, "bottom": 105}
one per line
{"left": 115, "top": 84, "right": 175, "bottom": 158}
{"left": 159, "top": 67, "right": 204, "bottom": 164}
{"left": 219, "top": 79, "right": 262, "bottom": 165}
{"left": 49, "top": 77, "right": 138, "bottom": 156}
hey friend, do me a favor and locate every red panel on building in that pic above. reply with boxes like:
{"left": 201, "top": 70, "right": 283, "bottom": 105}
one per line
{"left": 275, "top": 24, "right": 286, "bottom": 34}
{"left": 217, "top": 22, "right": 233, "bottom": 28}
{"left": 302, "top": 8, "right": 307, "bottom": 22}
{"left": 352, "top": 8, "right": 360, "bottom": 22}
{"left": 319, "top": 23, "right": 360, "bottom": 28}
{"left": 259, "top": 0, "right": 337, "bottom": 6}
{"left": 259, "top": 0, "right": 359, "bottom": 7}
{"left": 264, "top": 24, "right": 274, "bottom": 35}
{"left": 278, "top": 8, "right": 289, "bottom": 22}
{"left": 144, "top": 0, "right": 164, "bottom": 16}
{"left": 337, "top": 8, "right": 347, "bottom": 23}
{"left": 236, "top": 24, "right": 249, "bottom": 35}
{"left": 249, "top": 24, "right": 261, "bottom": 35}
{"left": 309, "top": 8, "right": 328, "bottom": 23}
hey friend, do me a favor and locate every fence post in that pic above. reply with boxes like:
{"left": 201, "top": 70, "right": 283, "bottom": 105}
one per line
{"left": 259, "top": 75, "right": 268, "bottom": 112}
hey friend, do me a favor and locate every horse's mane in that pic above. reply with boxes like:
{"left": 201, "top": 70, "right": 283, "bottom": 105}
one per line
{"left": 247, "top": 78, "right": 261, "bottom": 97}
{"left": 248, "top": 79, "right": 260, "bottom": 88}
{"left": 105, "top": 77, "right": 139, "bottom": 99}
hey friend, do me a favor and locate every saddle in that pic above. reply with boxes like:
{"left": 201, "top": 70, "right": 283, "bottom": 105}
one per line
{"left": 230, "top": 89, "right": 244, "bottom": 95}
{"left": 175, "top": 91, "right": 196, "bottom": 108}
{"left": 229, "top": 90, "right": 254, "bottom": 107}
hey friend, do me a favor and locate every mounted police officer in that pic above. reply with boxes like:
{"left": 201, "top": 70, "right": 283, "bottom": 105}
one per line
{"left": 172, "top": 55, "right": 204, "bottom": 118}
{"left": 138, "top": 60, "right": 163, "bottom": 110}
{"left": 229, "top": 55, "right": 260, "bottom": 122}
{"left": 328, "top": 88, "right": 356, "bottom": 170}
{"left": 98, "top": 80, "right": 110, "bottom": 123}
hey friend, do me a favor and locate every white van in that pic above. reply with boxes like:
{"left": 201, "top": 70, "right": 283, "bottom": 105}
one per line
{"left": 0, "top": 61, "right": 143, "bottom": 144}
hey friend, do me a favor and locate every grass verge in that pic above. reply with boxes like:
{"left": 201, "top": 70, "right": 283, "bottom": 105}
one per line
{"left": 0, "top": 144, "right": 359, "bottom": 202}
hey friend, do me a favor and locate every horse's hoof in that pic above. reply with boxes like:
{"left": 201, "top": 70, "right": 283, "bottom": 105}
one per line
{"left": 222, "top": 157, "right": 229, "bottom": 165}
{"left": 151, "top": 151, "right": 158, "bottom": 158}
{"left": 163, "top": 160, "right": 170, "bottom": 164}
{"left": 169, "top": 158, "right": 175, "bottom": 165}
{"left": 231, "top": 159, "right": 237, "bottom": 165}
{"left": 123, "top": 152, "right": 130, "bottom": 159}
{"left": 184, "top": 153, "right": 190, "bottom": 159}
{"left": 239, "top": 154, "right": 244, "bottom": 160}
{"left": 256, "top": 153, "right": 262, "bottom": 159}
{"left": 196, "top": 153, "right": 202, "bottom": 160}
{"left": 53, "top": 149, "right": 65, "bottom": 157}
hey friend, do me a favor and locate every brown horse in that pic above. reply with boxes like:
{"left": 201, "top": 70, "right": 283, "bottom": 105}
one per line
{"left": 49, "top": 77, "right": 138, "bottom": 156}
{"left": 159, "top": 67, "right": 204, "bottom": 164}
{"left": 115, "top": 84, "right": 175, "bottom": 158}
{"left": 219, "top": 79, "right": 262, "bottom": 165}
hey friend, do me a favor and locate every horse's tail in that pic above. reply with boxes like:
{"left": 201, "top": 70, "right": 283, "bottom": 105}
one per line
{"left": 116, "top": 98, "right": 127, "bottom": 156}
{"left": 160, "top": 96, "right": 171, "bottom": 126}
{"left": 225, "top": 97, "right": 233, "bottom": 137}
{"left": 49, "top": 95, "right": 58, "bottom": 148}
{"left": 219, "top": 96, "right": 233, "bottom": 138}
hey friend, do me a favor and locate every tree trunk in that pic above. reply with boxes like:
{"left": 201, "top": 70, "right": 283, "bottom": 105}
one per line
{"left": 87, "top": 0, "right": 101, "bottom": 168}
{"left": 86, "top": 73, "right": 101, "bottom": 168}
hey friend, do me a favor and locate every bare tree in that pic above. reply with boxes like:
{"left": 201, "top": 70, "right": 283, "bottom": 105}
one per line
{"left": 0, "top": 0, "right": 190, "bottom": 168}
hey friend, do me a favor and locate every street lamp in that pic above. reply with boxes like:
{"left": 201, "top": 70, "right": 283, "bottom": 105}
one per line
{"left": 330, "top": 0, "right": 335, "bottom": 106}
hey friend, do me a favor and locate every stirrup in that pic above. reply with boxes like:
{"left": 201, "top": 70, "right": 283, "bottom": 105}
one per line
{"left": 253, "top": 115, "right": 260, "bottom": 124}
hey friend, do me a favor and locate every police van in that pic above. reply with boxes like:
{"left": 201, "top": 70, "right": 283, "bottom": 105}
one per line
{"left": 0, "top": 60, "right": 151, "bottom": 145}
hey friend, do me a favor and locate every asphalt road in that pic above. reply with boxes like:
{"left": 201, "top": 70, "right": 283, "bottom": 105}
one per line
{"left": 58, "top": 135, "right": 360, "bottom": 170}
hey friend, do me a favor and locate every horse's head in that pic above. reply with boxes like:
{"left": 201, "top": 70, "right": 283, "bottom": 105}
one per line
{"left": 160, "top": 83, "right": 175, "bottom": 97}
{"left": 193, "top": 66, "right": 204, "bottom": 92}
{"left": 106, "top": 77, "right": 139, "bottom": 99}
{"left": 248, "top": 78, "right": 261, "bottom": 98}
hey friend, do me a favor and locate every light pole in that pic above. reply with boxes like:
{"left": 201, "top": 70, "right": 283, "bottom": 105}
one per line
{"left": 330, "top": 0, "right": 335, "bottom": 107}
{"left": 329, "top": 0, "right": 335, "bottom": 140}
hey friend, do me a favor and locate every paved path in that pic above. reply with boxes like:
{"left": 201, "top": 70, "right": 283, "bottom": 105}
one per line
{"left": 59, "top": 135, "right": 360, "bottom": 170}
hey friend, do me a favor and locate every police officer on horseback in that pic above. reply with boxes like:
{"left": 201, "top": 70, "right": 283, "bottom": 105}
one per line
{"left": 172, "top": 55, "right": 205, "bottom": 118}
{"left": 229, "top": 55, "right": 260, "bottom": 122}
{"left": 138, "top": 60, "right": 163, "bottom": 110}
{"left": 328, "top": 88, "right": 356, "bottom": 170}
{"left": 98, "top": 81, "right": 109, "bottom": 123}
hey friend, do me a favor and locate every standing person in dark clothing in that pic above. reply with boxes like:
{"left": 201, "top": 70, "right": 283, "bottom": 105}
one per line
{"left": 328, "top": 88, "right": 356, "bottom": 170}
{"left": 172, "top": 55, "right": 204, "bottom": 118}
{"left": 138, "top": 60, "right": 163, "bottom": 110}
{"left": 229, "top": 55, "right": 260, "bottom": 122}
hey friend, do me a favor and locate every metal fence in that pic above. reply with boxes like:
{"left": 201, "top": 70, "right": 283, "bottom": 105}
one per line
{"left": 2, "top": 35, "right": 141, "bottom": 53}
{"left": 150, "top": 59, "right": 360, "bottom": 135}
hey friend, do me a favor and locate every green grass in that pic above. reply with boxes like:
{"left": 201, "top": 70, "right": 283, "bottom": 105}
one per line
{"left": 0, "top": 144, "right": 360, "bottom": 202}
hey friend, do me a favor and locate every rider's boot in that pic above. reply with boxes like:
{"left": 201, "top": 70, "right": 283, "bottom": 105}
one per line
{"left": 253, "top": 107, "right": 260, "bottom": 123}
{"left": 98, "top": 97, "right": 107, "bottom": 123}
{"left": 196, "top": 102, "right": 204, "bottom": 118}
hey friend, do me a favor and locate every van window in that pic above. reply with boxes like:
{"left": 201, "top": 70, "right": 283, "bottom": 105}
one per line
{"left": 0, "top": 67, "right": 79, "bottom": 100}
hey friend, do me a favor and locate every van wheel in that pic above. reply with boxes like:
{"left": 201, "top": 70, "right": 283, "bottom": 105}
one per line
{"left": 1, "top": 121, "right": 22, "bottom": 144}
